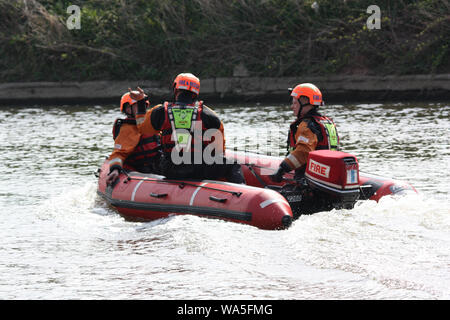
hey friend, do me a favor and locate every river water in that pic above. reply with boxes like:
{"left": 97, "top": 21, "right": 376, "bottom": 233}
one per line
{"left": 0, "top": 101, "right": 449, "bottom": 300}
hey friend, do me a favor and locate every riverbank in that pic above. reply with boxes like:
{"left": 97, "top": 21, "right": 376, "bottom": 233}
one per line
{"left": 1, "top": 74, "right": 449, "bottom": 106}
{"left": 2, "top": 1, "right": 448, "bottom": 88}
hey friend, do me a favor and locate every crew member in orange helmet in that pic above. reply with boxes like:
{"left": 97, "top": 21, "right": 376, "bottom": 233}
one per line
{"left": 129, "top": 73, "right": 244, "bottom": 183}
{"left": 270, "top": 83, "right": 340, "bottom": 182}
{"left": 106, "top": 91, "right": 161, "bottom": 185}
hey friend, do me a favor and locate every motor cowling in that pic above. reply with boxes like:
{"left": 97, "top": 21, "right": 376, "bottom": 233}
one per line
{"left": 304, "top": 150, "right": 361, "bottom": 209}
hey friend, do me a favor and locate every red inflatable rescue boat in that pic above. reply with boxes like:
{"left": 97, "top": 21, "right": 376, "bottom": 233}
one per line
{"left": 97, "top": 150, "right": 417, "bottom": 230}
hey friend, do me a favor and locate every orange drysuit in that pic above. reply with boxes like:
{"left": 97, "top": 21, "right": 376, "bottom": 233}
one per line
{"left": 108, "top": 118, "right": 160, "bottom": 173}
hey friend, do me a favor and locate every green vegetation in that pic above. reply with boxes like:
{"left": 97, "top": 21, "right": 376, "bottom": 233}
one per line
{"left": 1, "top": 0, "right": 448, "bottom": 82}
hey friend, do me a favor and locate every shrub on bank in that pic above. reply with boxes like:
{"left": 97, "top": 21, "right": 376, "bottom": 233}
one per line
{"left": 0, "top": 0, "right": 448, "bottom": 82}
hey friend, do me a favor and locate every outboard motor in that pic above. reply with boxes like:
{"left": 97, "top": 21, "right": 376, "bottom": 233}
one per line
{"left": 304, "top": 150, "right": 361, "bottom": 210}
{"left": 269, "top": 150, "right": 362, "bottom": 219}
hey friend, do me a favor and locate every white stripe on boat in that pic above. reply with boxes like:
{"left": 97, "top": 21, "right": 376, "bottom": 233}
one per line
{"left": 190, "top": 182, "right": 208, "bottom": 206}
{"left": 259, "top": 198, "right": 285, "bottom": 209}
{"left": 131, "top": 180, "right": 144, "bottom": 201}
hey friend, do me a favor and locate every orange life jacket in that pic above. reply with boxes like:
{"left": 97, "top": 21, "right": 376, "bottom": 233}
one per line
{"left": 113, "top": 118, "right": 161, "bottom": 168}
{"left": 288, "top": 114, "right": 339, "bottom": 152}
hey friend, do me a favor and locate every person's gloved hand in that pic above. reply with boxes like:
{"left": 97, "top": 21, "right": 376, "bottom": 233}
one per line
{"left": 269, "top": 168, "right": 284, "bottom": 182}
{"left": 106, "top": 168, "right": 121, "bottom": 185}
{"left": 129, "top": 87, "right": 150, "bottom": 114}
{"left": 269, "top": 161, "right": 291, "bottom": 183}
{"left": 128, "top": 86, "right": 147, "bottom": 101}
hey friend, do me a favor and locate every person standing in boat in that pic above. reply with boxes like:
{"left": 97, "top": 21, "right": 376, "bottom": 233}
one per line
{"left": 106, "top": 92, "right": 162, "bottom": 185}
{"left": 130, "top": 73, "right": 244, "bottom": 183}
{"left": 270, "top": 83, "right": 339, "bottom": 182}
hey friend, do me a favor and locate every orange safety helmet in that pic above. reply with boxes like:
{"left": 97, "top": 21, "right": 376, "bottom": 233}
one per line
{"left": 290, "top": 83, "right": 323, "bottom": 106}
{"left": 120, "top": 92, "right": 137, "bottom": 113}
{"left": 173, "top": 73, "right": 200, "bottom": 95}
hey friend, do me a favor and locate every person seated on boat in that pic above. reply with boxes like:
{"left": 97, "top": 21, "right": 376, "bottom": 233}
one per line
{"left": 106, "top": 92, "right": 162, "bottom": 185}
{"left": 270, "top": 83, "right": 340, "bottom": 182}
{"left": 130, "top": 73, "right": 244, "bottom": 183}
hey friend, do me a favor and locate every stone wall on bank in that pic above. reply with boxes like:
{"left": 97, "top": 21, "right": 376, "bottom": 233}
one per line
{"left": 0, "top": 74, "right": 449, "bottom": 105}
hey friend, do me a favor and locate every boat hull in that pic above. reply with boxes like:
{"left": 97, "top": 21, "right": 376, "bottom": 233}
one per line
{"left": 97, "top": 161, "right": 293, "bottom": 230}
{"left": 97, "top": 150, "right": 417, "bottom": 230}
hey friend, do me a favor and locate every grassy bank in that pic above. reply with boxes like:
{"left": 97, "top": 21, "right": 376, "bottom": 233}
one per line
{"left": 1, "top": 0, "right": 449, "bottom": 83}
